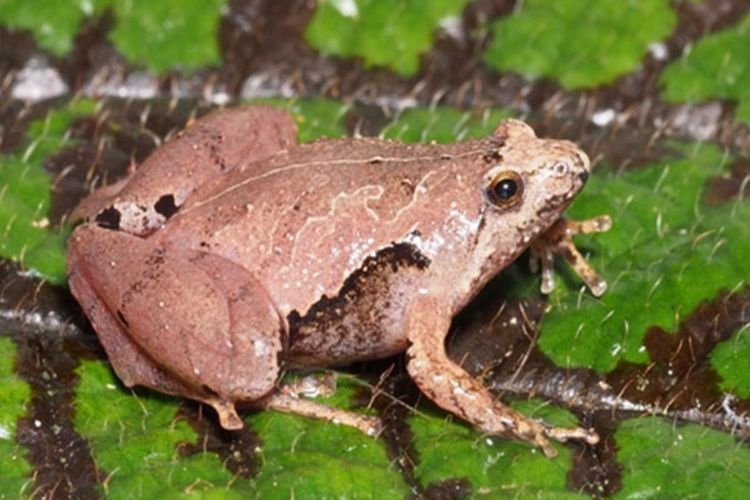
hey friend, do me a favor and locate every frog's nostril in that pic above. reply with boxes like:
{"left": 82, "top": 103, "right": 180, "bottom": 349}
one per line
{"left": 578, "top": 171, "right": 589, "bottom": 183}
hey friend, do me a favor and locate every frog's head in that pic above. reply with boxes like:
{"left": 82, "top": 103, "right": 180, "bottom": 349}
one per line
{"left": 473, "top": 119, "right": 591, "bottom": 267}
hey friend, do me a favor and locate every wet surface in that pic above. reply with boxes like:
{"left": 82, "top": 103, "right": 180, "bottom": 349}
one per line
{"left": 1, "top": 0, "right": 750, "bottom": 497}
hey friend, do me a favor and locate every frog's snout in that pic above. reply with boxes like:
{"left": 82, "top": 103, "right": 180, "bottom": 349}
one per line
{"left": 572, "top": 149, "right": 591, "bottom": 186}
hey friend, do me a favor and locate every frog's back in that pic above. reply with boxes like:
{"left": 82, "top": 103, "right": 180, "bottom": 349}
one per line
{"left": 156, "top": 137, "right": 490, "bottom": 364}
{"left": 165, "top": 138, "right": 485, "bottom": 298}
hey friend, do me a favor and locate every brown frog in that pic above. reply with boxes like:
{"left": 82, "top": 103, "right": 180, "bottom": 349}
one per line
{"left": 67, "top": 105, "right": 610, "bottom": 456}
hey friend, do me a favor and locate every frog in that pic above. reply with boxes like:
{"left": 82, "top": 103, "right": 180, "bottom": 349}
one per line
{"left": 67, "top": 105, "right": 610, "bottom": 456}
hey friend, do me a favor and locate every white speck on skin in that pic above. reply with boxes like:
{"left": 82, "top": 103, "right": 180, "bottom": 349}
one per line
{"left": 193, "top": 368, "right": 201, "bottom": 376}
{"left": 34, "top": 420, "right": 42, "bottom": 428}
{"left": 254, "top": 339, "right": 268, "bottom": 356}
{"left": 450, "top": 381, "right": 476, "bottom": 400}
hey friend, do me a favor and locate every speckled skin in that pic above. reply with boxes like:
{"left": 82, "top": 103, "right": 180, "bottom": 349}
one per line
{"left": 67, "top": 106, "right": 595, "bottom": 455}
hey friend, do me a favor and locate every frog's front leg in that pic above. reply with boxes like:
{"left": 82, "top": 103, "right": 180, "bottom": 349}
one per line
{"left": 72, "top": 105, "right": 298, "bottom": 235}
{"left": 404, "top": 296, "right": 598, "bottom": 457}
{"left": 531, "top": 216, "right": 612, "bottom": 296}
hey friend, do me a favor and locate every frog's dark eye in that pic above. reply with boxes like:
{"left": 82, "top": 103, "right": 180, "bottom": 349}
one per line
{"left": 487, "top": 171, "right": 524, "bottom": 208}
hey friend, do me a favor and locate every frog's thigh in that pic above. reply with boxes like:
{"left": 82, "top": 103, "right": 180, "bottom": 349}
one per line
{"left": 403, "top": 296, "right": 596, "bottom": 457}
{"left": 68, "top": 224, "right": 285, "bottom": 428}
{"left": 68, "top": 244, "right": 201, "bottom": 399}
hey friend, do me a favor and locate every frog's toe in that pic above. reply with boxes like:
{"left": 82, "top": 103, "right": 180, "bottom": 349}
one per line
{"left": 208, "top": 398, "right": 244, "bottom": 430}
{"left": 531, "top": 216, "right": 610, "bottom": 296}
{"left": 545, "top": 425, "right": 599, "bottom": 446}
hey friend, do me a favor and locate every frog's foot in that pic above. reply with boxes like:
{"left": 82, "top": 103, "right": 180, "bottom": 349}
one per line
{"left": 501, "top": 413, "right": 599, "bottom": 458}
{"left": 530, "top": 215, "right": 612, "bottom": 297}
{"left": 259, "top": 382, "right": 383, "bottom": 436}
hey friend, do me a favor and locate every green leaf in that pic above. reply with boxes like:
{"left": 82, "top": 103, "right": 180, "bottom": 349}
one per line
{"left": 305, "top": 0, "right": 470, "bottom": 76}
{"left": 661, "top": 13, "right": 750, "bottom": 125}
{"left": 109, "top": 0, "right": 224, "bottom": 73}
{"left": 246, "top": 375, "right": 410, "bottom": 498}
{"left": 410, "top": 400, "right": 585, "bottom": 498}
{"left": 75, "top": 362, "right": 409, "bottom": 498}
{"left": 0, "top": 0, "right": 110, "bottom": 55}
{"left": 0, "top": 99, "right": 97, "bottom": 285}
{"left": 483, "top": 0, "right": 676, "bottom": 88}
{"left": 246, "top": 98, "right": 351, "bottom": 143}
{"left": 75, "top": 360, "right": 242, "bottom": 499}
{"left": 382, "top": 106, "right": 513, "bottom": 143}
{"left": 0, "top": 0, "right": 223, "bottom": 72}
{"left": 539, "top": 143, "right": 750, "bottom": 372}
{"left": 615, "top": 417, "right": 750, "bottom": 498}
{"left": 711, "top": 324, "right": 750, "bottom": 398}
{"left": 0, "top": 337, "right": 32, "bottom": 498}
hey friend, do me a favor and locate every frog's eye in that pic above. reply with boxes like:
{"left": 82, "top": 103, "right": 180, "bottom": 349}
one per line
{"left": 487, "top": 171, "right": 524, "bottom": 208}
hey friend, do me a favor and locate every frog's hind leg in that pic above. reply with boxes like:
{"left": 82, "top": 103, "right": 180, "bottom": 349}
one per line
{"left": 67, "top": 224, "right": 287, "bottom": 430}
{"left": 259, "top": 377, "right": 382, "bottom": 436}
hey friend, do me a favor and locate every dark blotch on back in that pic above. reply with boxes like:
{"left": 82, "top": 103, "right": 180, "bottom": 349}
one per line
{"left": 95, "top": 206, "right": 121, "bottom": 230}
{"left": 154, "top": 194, "right": 179, "bottom": 219}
